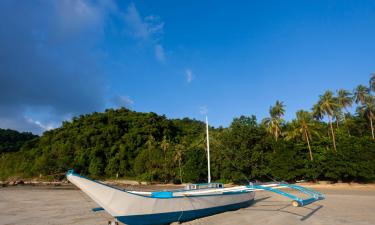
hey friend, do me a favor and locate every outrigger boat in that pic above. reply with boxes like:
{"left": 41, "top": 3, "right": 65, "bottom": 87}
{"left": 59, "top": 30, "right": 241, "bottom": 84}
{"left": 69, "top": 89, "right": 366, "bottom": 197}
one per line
{"left": 67, "top": 117, "right": 324, "bottom": 225}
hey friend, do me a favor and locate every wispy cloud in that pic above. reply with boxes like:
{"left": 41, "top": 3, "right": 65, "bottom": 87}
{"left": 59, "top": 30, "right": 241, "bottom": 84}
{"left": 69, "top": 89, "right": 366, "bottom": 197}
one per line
{"left": 185, "top": 69, "right": 193, "bottom": 83}
{"left": 199, "top": 106, "right": 208, "bottom": 115}
{"left": 54, "top": 0, "right": 103, "bottom": 37}
{"left": 124, "top": 3, "right": 166, "bottom": 62}
{"left": 112, "top": 95, "right": 134, "bottom": 108}
{"left": 0, "top": 111, "right": 49, "bottom": 135}
{"left": 124, "top": 3, "right": 163, "bottom": 40}
{"left": 155, "top": 44, "right": 165, "bottom": 62}
{"left": 25, "top": 117, "right": 57, "bottom": 132}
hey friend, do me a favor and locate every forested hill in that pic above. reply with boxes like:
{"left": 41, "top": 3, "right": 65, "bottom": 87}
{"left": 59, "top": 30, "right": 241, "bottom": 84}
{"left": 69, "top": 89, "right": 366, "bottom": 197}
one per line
{"left": 0, "top": 108, "right": 208, "bottom": 181}
{"left": 1, "top": 105, "right": 375, "bottom": 183}
{"left": 0, "top": 128, "right": 37, "bottom": 153}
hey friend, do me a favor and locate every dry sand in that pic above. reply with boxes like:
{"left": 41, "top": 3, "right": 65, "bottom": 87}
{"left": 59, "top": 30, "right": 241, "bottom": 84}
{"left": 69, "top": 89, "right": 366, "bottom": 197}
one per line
{"left": 1, "top": 184, "right": 374, "bottom": 225}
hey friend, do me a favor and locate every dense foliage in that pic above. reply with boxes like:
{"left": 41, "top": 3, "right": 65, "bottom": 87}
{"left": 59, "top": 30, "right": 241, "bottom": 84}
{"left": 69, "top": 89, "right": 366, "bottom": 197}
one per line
{"left": 0, "top": 128, "right": 37, "bottom": 153}
{"left": 1, "top": 75, "right": 375, "bottom": 183}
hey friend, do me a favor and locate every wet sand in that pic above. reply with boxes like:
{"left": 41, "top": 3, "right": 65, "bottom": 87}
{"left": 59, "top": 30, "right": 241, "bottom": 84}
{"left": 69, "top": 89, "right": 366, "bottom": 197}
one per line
{"left": 1, "top": 185, "right": 374, "bottom": 225}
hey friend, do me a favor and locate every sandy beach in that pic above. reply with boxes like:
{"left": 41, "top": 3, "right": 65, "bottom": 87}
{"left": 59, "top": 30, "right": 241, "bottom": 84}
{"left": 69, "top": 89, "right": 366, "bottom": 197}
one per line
{"left": 1, "top": 184, "right": 375, "bottom": 225}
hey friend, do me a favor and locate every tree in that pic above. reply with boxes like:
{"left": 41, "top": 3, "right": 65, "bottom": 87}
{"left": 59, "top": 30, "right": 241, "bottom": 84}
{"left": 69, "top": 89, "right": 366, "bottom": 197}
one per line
{"left": 262, "top": 101, "right": 285, "bottom": 152}
{"left": 337, "top": 89, "right": 353, "bottom": 120}
{"left": 160, "top": 136, "right": 170, "bottom": 182}
{"left": 333, "top": 107, "right": 343, "bottom": 129}
{"left": 174, "top": 143, "right": 185, "bottom": 183}
{"left": 262, "top": 117, "right": 283, "bottom": 142}
{"left": 370, "top": 73, "right": 375, "bottom": 92}
{"left": 359, "top": 95, "right": 375, "bottom": 140}
{"left": 271, "top": 100, "right": 286, "bottom": 118}
{"left": 285, "top": 110, "right": 319, "bottom": 161}
{"left": 354, "top": 85, "right": 369, "bottom": 105}
{"left": 221, "top": 115, "right": 265, "bottom": 181}
{"left": 313, "top": 91, "right": 338, "bottom": 152}
{"left": 286, "top": 110, "right": 318, "bottom": 161}
{"left": 0, "top": 129, "right": 37, "bottom": 153}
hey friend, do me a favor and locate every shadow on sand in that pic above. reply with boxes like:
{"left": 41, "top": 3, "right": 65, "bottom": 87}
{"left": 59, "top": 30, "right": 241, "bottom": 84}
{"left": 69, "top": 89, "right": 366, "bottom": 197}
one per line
{"left": 243, "top": 196, "right": 323, "bottom": 221}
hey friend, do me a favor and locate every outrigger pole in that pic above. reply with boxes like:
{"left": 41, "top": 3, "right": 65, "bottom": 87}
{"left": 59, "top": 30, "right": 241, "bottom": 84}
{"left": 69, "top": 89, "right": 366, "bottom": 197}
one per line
{"left": 248, "top": 183, "right": 325, "bottom": 207}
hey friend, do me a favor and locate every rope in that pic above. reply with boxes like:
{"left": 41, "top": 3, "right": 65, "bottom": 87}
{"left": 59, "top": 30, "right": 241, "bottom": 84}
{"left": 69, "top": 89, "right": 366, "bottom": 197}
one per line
{"left": 264, "top": 174, "right": 281, "bottom": 184}
{"left": 218, "top": 147, "right": 251, "bottom": 183}
{"left": 215, "top": 138, "right": 281, "bottom": 185}
{"left": 178, "top": 193, "right": 191, "bottom": 223}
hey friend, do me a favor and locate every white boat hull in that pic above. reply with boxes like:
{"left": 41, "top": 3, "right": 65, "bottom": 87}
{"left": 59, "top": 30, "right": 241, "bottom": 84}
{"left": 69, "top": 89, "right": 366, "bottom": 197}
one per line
{"left": 67, "top": 172, "right": 255, "bottom": 225}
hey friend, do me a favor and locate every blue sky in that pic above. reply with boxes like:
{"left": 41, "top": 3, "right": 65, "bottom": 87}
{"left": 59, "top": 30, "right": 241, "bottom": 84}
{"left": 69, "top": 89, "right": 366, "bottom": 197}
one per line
{"left": 0, "top": 0, "right": 374, "bottom": 134}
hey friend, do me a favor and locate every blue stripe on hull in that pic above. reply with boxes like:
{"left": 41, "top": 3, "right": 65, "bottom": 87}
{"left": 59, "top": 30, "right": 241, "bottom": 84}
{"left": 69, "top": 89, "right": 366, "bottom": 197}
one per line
{"left": 116, "top": 199, "right": 254, "bottom": 225}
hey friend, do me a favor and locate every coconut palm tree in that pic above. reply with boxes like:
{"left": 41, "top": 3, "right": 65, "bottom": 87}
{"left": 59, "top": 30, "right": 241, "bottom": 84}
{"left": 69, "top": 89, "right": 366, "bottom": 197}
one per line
{"left": 337, "top": 89, "right": 353, "bottom": 119}
{"left": 370, "top": 73, "right": 375, "bottom": 92}
{"left": 160, "top": 136, "right": 170, "bottom": 182}
{"left": 285, "top": 110, "right": 319, "bottom": 161}
{"left": 354, "top": 85, "right": 369, "bottom": 105}
{"left": 333, "top": 107, "right": 343, "bottom": 129}
{"left": 271, "top": 100, "right": 286, "bottom": 118}
{"left": 312, "top": 103, "right": 323, "bottom": 120}
{"left": 313, "top": 91, "right": 338, "bottom": 152}
{"left": 263, "top": 116, "right": 283, "bottom": 143}
{"left": 336, "top": 89, "right": 353, "bottom": 135}
{"left": 359, "top": 95, "right": 375, "bottom": 140}
{"left": 262, "top": 101, "right": 285, "bottom": 153}
{"left": 174, "top": 143, "right": 185, "bottom": 183}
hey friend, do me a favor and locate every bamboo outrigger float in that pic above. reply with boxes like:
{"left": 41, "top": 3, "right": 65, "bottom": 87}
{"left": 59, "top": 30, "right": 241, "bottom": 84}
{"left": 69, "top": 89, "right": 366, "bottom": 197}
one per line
{"left": 67, "top": 117, "right": 324, "bottom": 224}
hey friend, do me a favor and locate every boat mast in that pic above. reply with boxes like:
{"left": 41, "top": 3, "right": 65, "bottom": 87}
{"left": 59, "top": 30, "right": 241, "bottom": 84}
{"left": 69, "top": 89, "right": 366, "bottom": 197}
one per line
{"left": 206, "top": 116, "right": 211, "bottom": 183}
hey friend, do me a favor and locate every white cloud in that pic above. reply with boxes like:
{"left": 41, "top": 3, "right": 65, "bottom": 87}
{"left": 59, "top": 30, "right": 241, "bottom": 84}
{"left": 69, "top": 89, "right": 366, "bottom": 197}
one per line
{"left": 185, "top": 69, "right": 193, "bottom": 83}
{"left": 124, "top": 3, "right": 164, "bottom": 40}
{"left": 123, "top": 3, "right": 165, "bottom": 62}
{"left": 124, "top": 3, "right": 149, "bottom": 39}
{"left": 199, "top": 106, "right": 208, "bottom": 115}
{"left": 155, "top": 44, "right": 165, "bottom": 62}
{"left": 112, "top": 95, "right": 134, "bottom": 108}
{"left": 25, "top": 117, "right": 57, "bottom": 132}
{"left": 53, "top": 0, "right": 114, "bottom": 39}
{"left": 0, "top": 117, "right": 42, "bottom": 135}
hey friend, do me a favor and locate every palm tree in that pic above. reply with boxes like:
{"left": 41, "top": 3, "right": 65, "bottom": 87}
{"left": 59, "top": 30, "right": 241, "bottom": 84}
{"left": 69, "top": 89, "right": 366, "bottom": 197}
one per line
{"left": 262, "top": 100, "right": 285, "bottom": 153}
{"left": 285, "top": 110, "right": 319, "bottom": 161}
{"left": 271, "top": 100, "right": 286, "bottom": 118}
{"left": 263, "top": 116, "right": 283, "bottom": 143}
{"left": 312, "top": 103, "right": 323, "bottom": 120}
{"left": 313, "top": 91, "right": 338, "bottom": 152}
{"left": 370, "top": 73, "right": 375, "bottom": 92}
{"left": 354, "top": 85, "right": 369, "bottom": 105}
{"left": 333, "top": 107, "right": 343, "bottom": 129}
{"left": 160, "top": 136, "right": 170, "bottom": 182}
{"left": 174, "top": 143, "right": 184, "bottom": 183}
{"left": 337, "top": 89, "right": 353, "bottom": 119}
{"left": 360, "top": 95, "right": 375, "bottom": 140}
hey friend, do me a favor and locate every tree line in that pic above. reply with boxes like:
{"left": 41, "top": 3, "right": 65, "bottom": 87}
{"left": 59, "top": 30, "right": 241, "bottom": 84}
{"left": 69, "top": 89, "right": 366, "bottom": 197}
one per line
{"left": 0, "top": 128, "right": 37, "bottom": 154}
{"left": 0, "top": 75, "right": 374, "bottom": 183}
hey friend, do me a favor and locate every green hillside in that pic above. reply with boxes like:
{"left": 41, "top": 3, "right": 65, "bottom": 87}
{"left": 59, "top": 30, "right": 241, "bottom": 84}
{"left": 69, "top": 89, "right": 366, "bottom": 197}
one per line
{"left": 1, "top": 105, "right": 374, "bottom": 182}
{"left": 0, "top": 128, "right": 37, "bottom": 153}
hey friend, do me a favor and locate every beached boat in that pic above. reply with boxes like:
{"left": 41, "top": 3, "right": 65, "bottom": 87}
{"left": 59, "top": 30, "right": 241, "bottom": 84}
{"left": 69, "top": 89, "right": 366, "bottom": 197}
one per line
{"left": 67, "top": 171, "right": 255, "bottom": 224}
{"left": 67, "top": 117, "right": 324, "bottom": 225}
{"left": 67, "top": 171, "right": 324, "bottom": 225}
